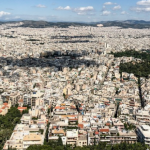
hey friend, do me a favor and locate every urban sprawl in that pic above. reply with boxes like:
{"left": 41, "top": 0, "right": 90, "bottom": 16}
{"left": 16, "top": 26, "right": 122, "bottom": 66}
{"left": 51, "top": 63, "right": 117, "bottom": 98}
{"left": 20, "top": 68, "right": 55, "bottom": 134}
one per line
{"left": 0, "top": 22, "right": 150, "bottom": 149}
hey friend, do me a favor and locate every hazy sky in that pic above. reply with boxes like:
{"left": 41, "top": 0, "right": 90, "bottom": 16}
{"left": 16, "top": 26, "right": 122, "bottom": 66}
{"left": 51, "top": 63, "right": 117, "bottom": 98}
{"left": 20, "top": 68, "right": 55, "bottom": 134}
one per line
{"left": 0, "top": 0, "right": 150, "bottom": 22}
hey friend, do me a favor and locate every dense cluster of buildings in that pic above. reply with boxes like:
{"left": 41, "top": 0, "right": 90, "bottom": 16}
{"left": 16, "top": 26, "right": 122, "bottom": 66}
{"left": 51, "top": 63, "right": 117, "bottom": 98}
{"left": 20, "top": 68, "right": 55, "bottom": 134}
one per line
{"left": 0, "top": 22, "right": 150, "bottom": 149}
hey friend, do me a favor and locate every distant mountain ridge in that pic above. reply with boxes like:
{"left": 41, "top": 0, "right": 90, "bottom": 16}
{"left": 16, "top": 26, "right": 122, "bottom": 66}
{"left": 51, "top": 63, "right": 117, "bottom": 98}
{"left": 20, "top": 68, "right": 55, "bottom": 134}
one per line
{"left": 0, "top": 20, "right": 150, "bottom": 29}
{"left": 96, "top": 20, "right": 150, "bottom": 29}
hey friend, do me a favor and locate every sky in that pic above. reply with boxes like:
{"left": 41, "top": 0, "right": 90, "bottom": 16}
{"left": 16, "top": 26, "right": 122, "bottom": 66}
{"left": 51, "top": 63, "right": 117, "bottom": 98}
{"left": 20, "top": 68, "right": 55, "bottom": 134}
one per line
{"left": 0, "top": 0, "right": 150, "bottom": 22}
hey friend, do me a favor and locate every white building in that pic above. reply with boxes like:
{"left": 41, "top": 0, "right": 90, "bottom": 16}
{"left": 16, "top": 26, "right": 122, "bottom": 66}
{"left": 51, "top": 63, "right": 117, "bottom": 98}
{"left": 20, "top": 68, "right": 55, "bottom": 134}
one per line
{"left": 137, "top": 125, "right": 150, "bottom": 146}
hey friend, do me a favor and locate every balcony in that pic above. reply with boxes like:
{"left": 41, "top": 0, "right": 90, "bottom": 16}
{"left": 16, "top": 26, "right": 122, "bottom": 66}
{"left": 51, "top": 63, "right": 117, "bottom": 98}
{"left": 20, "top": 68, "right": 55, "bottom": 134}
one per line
{"left": 67, "top": 138, "right": 77, "bottom": 141}
{"left": 23, "top": 141, "right": 42, "bottom": 145}
{"left": 145, "top": 138, "right": 150, "bottom": 142}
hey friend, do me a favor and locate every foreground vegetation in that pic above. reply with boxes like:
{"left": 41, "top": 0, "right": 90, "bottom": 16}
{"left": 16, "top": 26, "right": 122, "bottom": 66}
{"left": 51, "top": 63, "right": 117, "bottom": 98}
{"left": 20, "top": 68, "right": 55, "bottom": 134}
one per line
{"left": 119, "top": 61, "right": 150, "bottom": 78}
{"left": 27, "top": 142, "right": 149, "bottom": 150}
{"left": 112, "top": 50, "right": 150, "bottom": 108}
{"left": 111, "top": 50, "right": 150, "bottom": 61}
{"left": 0, "top": 106, "right": 27, "bottom": 149}
{"left": 111, "top": 50, "right": 150, "bottom": 78}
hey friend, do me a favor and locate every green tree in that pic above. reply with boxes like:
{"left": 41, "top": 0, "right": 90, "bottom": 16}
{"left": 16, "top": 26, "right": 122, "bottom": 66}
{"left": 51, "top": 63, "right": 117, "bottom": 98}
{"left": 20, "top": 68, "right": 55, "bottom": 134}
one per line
{"left": 58, "top": 136, "right": 63, "bottom": 146}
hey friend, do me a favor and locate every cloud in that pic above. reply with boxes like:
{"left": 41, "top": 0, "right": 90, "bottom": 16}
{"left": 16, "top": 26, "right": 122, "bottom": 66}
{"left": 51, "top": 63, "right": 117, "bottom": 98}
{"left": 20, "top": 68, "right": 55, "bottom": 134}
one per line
{"left": 102, "top": 10, "right": 111, "bottom": 15}
{"left": 57, "top": 6, "right": 71, "bottom": 10}
{"left": 131, "top": 7, "right": 150, "bottom": 12}
{"left": 14, "top": 16, "right": 20, "bottom": 19}
{"left": 77, "top": 6, "right": 94, "bottom": 11}
{"left": 121, "top": 11, "right": 127, "bottom": 15}
{"left": 132, "top": 0, "right": 150, "bottom": 12}
{"left": 104, "top": 2, "right": 114, "bottom": 5}
{"left": 137, "top": 0, "right": 150, "bottom": 6}
{"left": 73, "top": 6, "right": 94, "bottom": 15}
{"left": 0, "top": 11, "right": 11, "bottom": 18}
{"left": 64, "top": 6, "right": 71, "bottom": 10}
{"left": 57, "top": 6, "right": 94, "bottom": 15}
{"left": 36, "top": 4, "right": 46, "bottom": 8}
{"left": 113, "top": 5, "right": 121, "bottom": 10}
{"left": 57, "top": 6, "right": 63, "bottom": 10}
